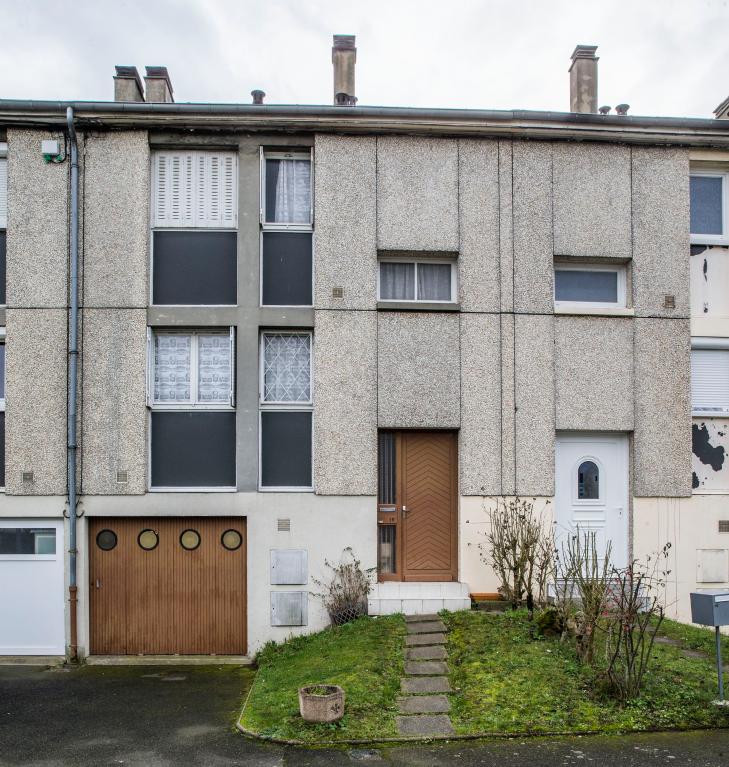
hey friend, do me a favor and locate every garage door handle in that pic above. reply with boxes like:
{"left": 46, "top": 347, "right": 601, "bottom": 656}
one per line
{"left": 95, "top": 579, "right": 100, "bottom": 589}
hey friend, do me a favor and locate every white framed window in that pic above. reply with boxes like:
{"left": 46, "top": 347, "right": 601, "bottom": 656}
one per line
{"left": 0, "top": 328, "right": 5, "bottom": 491}
{"left": 259, "top": 332, "right": 313, "bottom": 491}
{"left": 690, "top": 171, "right": 728, "bottom": 246}
{"left": 554, "top": 262, "right": 627, "bottom": 309}
{"left": 377, "top": 259, "right": 457, "bottom": 303}
{"left": 0, "top": 527, "right": 56, "bottom": 558}
{"left": 691, "top": 339, "right": 729, "bottom": 416}
{"left": 261, "top": 150, "right": 313, "bottom": 231}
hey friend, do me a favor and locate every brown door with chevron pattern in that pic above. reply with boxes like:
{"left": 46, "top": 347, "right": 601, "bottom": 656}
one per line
{"left": 401, "top": 431, "right": 458, "bottom": 581}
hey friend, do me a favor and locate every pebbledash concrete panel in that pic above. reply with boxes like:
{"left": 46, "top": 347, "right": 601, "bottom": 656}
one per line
{"left": 83, "top": 132, "right": 149, "bottom": 307}
{"left": 553, "top": 142, "right": 632, "bottom": 259}
{"left": 5, "top": 309, "right": 67, "bottom": 495}
{"left": 460, "top": 313, "right": 501, "bottom": 495}
{"left": 634, "top": 318, "right": 692, "bottom": 497}
{"left": 314, "top": 135, "right": 377, "bottom": 310}
{"left": 500, "top": 313, "right": 516, "bottom": 495}
{"left": 6, "top": 129, "right": 69, "bottom": 308}
{"left": 313, "top": 309, "right": 377, "bottom": 495}
{"left": 81, "top": 309, "right": 147, "bottom": 495}
{"left": 555, "top": 316, "right": 634, "bottom": 432}
{"left": 376, "top": 136, "right": 458, "bottom": 252}
{"left": 498, "top": 140, "right": 514, "bottom": 312}
{"left": 631, "top": 146, "right": 691, "bottom": 318}
{"left": 378, "top": 312, "right": 460, "bottom": 429}
{"left": 458, "top": 139, "right": 500, "bottom": 312}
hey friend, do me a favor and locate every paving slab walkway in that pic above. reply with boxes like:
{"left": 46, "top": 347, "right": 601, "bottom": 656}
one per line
{"left": 396, "top": 614, "right": 455, "bottom": 737}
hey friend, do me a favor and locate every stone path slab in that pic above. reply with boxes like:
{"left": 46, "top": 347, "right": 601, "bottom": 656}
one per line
{"left": 404, "top": 614, "right": 440, "bottom": 623}
{"left": 405, "top": 632, "right": 446, "bottom": 646}
{"left": 404, "top": 660, "right": 449, "bottom": 676}
{"left": 406, "top": 645, "right": 447, "bottom": 661}
{"left": 406, "top": 621, "right": 446, "bottom": 634}
{"left": 397, "top": 694, "right": 451, "bottom": 714}
{"left": 401, "top": 676, "right": 452, "bottom": 694}
{"left": 395, "top": 714, "right": 455, "bottom": 737}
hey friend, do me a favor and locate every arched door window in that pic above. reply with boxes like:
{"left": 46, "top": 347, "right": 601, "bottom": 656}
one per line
{"left": 577, "top": 460, "right": 599, "bottom": 499}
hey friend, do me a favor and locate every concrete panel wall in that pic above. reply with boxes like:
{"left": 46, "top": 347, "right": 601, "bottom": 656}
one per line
{"left": 313, "top": 309, "right": 377, "bottom": 495}
{"left": 6, "top": 129, "right": 68, "bottom": 308}
{"left": 632, "top": 147, "right": 690, "bottom": 318}
{"left": 83, "top": 132, "right": 149, "bottom": 308}
{"left": 515, "top": 314, "right": 555, "bottom": 495}
{"left": 81, "top": 309, "right": 147, "bottom": 495}
{"left": 500, "top": 313, "right": 516, "bottom": 494}
{"left": 498, "top": 141, "right": 514, "bottom": 312}
{"left": 555, "top": 316, "right": 634, "bottom": 431}
{"left": 553, "top": 142, "right": 632, "bottom": 259}
{"left": 460, "top": 313, "right": 501, "bottom": 495}
{"left": 458, "top": 140, "right": 499, "bottom": 312}
{"left": 5, "top": 309, "right": 67, "bottom": 495}
{"left": 376, "top": 137, "right": 458, "bottom": 252}
{"left": 634, "top": 318, "right": 691, "bottom": 497}
{"left": 377, "top": 312, "right": 460, "bottom": 428}
{"left": 314, "top": 135, "right": 377, "bottom": 310}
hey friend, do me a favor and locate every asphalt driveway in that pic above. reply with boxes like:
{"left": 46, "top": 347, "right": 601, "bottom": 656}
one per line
{"left": 1, "top": 663, "right": 729, "bottom": 766}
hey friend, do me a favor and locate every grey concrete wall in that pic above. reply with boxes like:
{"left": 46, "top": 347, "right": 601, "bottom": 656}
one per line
{"left": 500, "top": 313, "right": 516, "bottom": 494}
{"left": 313, "top": 310, "right": 377, "bottom": 495}
{"left": 634, "top": 318, "right": 691, "bottom": 497}
{"left": 553, "top": 143, "right": 632, "bottom": 259}
{"left": 555, "top": 317, "right": 634, "bottom": 431}
{"left": 83, "top": 132, "right": 149, "bottom": 308}
{"left": 376, "top": 136, "right": 458, "bottom": 252}
{"left": 314, "top": 135, "right": 376, "bottom": 310}
{"left": 378, "top": 312, "right": 460, "bottom": 428}
{"left": 498, "top": 141, "right": 514, "bottom": 312}
{"left": 5, "top": 309, "right": 67, "bottom": 495}
{"left": 631, "top": 147, "right": 690, "bottom": 318}
{"left": 81, "top": 309, "right": 147, "bottom": 495}
{"left": 6, "top": 129, "right": 68, "bottom": 308}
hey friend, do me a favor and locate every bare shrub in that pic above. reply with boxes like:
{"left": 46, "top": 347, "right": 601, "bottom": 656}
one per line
{"left": 312, "top": 548, "right": 374, "bottom": 626}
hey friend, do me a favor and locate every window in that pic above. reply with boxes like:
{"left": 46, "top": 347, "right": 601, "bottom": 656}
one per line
{"left": 151, "top": 150, "right": 237, "bottom": 306}
{"left": 261, "top": 151, "right": 313, "bottom": 306}
{"left": 259, "top": 332, "right": 313, "bottom": 489}
{"left": 0, "top": 143, "right": 6, "bottom": 306}
{"left": 554, "top": 263, "right": 626, "bottom": 308}
{"left": 148, "top": 329, "right": 236, "bottom": 489}
{"left": 0, "top": 333, "right": 5, "bottom": 490}
{"left": 691, "top": 171, "right": 728, "bottom": 245}
{"left": 691, "top": 344, "right": 729, "bottom": 416}
{"left": 0, "top": 528, "right": 56, "bottom": 556}
{"left": 377, "top": 259, "right": 456, "bottom": 303}
{"left": 577, "top": 460, "right": 599, "bottom": 499}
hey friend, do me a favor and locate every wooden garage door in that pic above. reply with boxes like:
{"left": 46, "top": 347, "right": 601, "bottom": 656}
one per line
{"left": 89, "top": 518, "right": 246, "bottom": 655}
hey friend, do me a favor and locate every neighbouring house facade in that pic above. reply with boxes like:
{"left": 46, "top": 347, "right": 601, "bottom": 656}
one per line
{"left": 2, "top": 39, "right": 729, "bottom": 659}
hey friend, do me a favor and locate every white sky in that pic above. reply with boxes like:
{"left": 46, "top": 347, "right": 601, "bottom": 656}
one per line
{"left": 0, "top": 0, "right": 728, "bottom": 118}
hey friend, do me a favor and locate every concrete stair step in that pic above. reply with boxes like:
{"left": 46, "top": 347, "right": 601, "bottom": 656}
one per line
{"left": 405, "top": 632, "right": 446, "bottom": 646}
{"left": 401, "top": 676, "right": 452, "bottom": 694}
{"left": 406, "top": 621, "right": 446, "bottom": 634}
{"left": 397, "top": 694, "right": 451, "bottom": 714}
{"left": 404, "top": 613, "right": 440, "bottom": 622}
{"left": 396, "top": 714, "right": 455, "bottom": 737}
{"left": 404, "top": 660, "right": 449, "bottom": 676}
{"left": 406, "top": 645, "right": 447, "bottom": 661}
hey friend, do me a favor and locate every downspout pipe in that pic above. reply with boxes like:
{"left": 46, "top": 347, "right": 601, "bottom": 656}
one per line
{"left": 66, "top": 106, "right": 79, "bottom": 662}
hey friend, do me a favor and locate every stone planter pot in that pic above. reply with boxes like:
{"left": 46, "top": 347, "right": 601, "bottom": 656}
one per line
{"left": 298, "top": 684, "right": 345, "bottom": 723}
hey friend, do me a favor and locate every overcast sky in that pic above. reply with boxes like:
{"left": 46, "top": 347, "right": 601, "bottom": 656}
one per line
{"left": 1, "top": 0, "right": 727, "bottom": 118}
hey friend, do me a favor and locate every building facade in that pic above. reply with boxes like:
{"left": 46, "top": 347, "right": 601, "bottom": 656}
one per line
{"left": 1, "top": 41, "right": 729, "bottom": 659}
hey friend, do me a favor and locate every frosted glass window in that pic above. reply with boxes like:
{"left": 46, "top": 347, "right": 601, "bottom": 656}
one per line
{"left": 154, "top": 334, "right": 192, "bottom": 403}
{"left": 197, "top": 334, "right": 232, "bottom": 403}
{"left": 262, "top": 333, "right": 311, "bottom": 403}
{"left": 555, "top": 269, "right": 619, "bottom": 304}
{"left": 265, "top": 159, "right": 311, "bottom": 224}
{"left": 691, "top": 176, "right": 724, "bottom": 236}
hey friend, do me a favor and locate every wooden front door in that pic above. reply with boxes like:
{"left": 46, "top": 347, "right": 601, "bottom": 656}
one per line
{"left": 378, "top": 431, "right": 458, "bottom": 582}
{"left": 89, "top": 517, "right": 246, "bottom": 655}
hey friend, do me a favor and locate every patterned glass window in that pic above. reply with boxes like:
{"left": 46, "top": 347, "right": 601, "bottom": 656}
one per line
{"left": 154, "top": 334, "right": 191, "bottom": 403}
{"left": 262, "top": 333, "right": 311, "bottom": 403}
{"left": 198, "top": 334, "right": 232, "bottom": 403}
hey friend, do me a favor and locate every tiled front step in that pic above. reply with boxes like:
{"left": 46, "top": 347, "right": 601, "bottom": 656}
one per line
{"left": 406, "top": 621, "right": 446, "bottom": 634}
{"left": 406, "top": 645, "right": 447, "bottom": 661}
{"left": 404, "top": 660, "right": 449, "bottom": 675}
{"left": 401, "top": 676, "right": 452, "bottom": 694}
{"left": 397, "top": 694, "right": 451, "bottom": 714}
{"left": 405, "top": 632, "right": 446, "bottom": 646}
{"left": 396, "top": 714, "right": 455, "bottom": 737}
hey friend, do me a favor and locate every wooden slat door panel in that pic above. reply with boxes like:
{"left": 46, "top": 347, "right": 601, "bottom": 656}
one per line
{"left": 89, "top": 518, "right": 246, "bottom": 655}
{"left": 401, "top": 432, "right": 458, "bottom": 581}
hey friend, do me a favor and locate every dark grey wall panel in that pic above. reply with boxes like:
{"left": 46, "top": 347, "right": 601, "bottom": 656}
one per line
{"left": 153, "top": 231, "right": 237, "bottom": 306}
{"left": 0, "top": 232, "right": 6, "bottom": 306}
{"left": 151, "top": 411, "right": 236, "bottom": 487}
{"left": 0, "top": 411, "right": 4, "bottom": 489}
{"left": 261, "top": 233, "right": 312, "bottom": 306}
{"left": 260, "top": 411, "right": 312, "bottom": 487}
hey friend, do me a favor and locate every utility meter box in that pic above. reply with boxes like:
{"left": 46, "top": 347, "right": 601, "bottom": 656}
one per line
{"left": 690, "top": 589, "right": 729, "bottom": 627}
{"left": 41, "top": 139, "right": 60, "bottom": 156}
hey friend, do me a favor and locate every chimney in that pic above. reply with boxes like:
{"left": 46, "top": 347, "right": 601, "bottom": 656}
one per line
{"left": 144, "top": 66, "right": 174, "bottom": 103}
{"left": 714, "top": 96, "right": 729, "bottom": 119}
{"left": 332, "top": 34, "right": 357, "bottom": 105}
{"left": 251, "top": 89, "right": 266, "bottom": 105}
{"left": 569, "top": 45, "right": 598, "bottom": 113}
{"left": 615, "top": 103, "right": 630, "bottom": 116}
{"left": 114, "top": 66, "right": 144, "bottom": 102}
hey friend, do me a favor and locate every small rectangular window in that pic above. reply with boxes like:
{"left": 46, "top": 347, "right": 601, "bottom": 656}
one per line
{"left": 261, "top": 333, "right": 312, "bottom": 404}
{"left": 0, "top": 528, "right": 56, "bottom": 556}
{"left": 264, "top": 155, "right": 312, "bottom": 226}
{"left": 0, "top": 337, "right": 5, "bottom": 489}
{"left": 261, "top": 232, "right": 312, "bottom": 306}
{"left": 554, "top": 263, "right": 626, "bottom": 308}
{"left": 378, "top": 260, "right": 456, "bottom": 303}
{"left": 0, "top": 231, "right": 6, "bottom": 306}
{"left": 691, "top": 172, "right": 727, "bottom": 244}
{"left": 691, "top": 347, "right": 729, "bottom": 416}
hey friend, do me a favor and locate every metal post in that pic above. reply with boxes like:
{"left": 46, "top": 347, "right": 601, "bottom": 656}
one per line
{"left": 717, "top": 626, "right": 724, "bottom": 701}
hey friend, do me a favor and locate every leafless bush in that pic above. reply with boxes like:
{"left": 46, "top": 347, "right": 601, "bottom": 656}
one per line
{"left": 312, "top": 548, "right": 374, "bottom": 626}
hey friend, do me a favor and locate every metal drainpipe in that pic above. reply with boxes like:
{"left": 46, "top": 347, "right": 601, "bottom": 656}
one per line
{"left": 66, "top": 106, "right": 79, "bottom": 662}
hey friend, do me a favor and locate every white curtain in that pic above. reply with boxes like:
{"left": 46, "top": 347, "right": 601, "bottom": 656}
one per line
{"left": 263, "top": 334, "right": 311, "bottom": 402}
{"left": 197, "top": 334, "right": 231, "bottom": 403}
{"left": 379, "top": 262, "right": 414, "bottom": 300}
{"left": 273, "top": 160, "right": 311, "bottom": 224}
{"left": 417, "top": 263, "right": 451, "bottom": 301}
{"left": 154, "top": 334, "right": 191, "bottom": 403}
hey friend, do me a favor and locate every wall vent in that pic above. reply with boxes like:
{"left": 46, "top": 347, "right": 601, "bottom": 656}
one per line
{"left": 332, "top": 286, "right": 344, "bottom": 298}
{"left": 277, "top": 518, "right": 291, "bottom": 532}
{"left": 116, "top": 470, "right": 129, "bottom": 484}
{"left": 21, "top": 471, "right": 34, "bottom": 483}
{"left": 720, "top": 520, "right": 729, "bottom": 533}
{"left": 663, "top": 294, "right": 676, "bottom": 309}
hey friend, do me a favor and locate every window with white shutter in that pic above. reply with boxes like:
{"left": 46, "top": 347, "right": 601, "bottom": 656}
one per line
{"left": 691, "top": 348, "right": 729, "bottom": 415}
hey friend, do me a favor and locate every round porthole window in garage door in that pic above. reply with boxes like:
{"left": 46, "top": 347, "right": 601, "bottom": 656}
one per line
{"left": 221, "top": 529, "right": 242, "bottom": 551}
{"left": 96, "top": 529, "right": 118, "bottom": 551}
{"left": 138, "top": 529, "right": 159, "bottom": 551}
{"left": 180, "top": 529, "right": 201, "bottom": 551}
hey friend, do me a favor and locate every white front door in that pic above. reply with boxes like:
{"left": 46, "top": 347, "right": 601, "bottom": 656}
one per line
{"left": 555, "top": 433, "right": 629, "bottom": 570}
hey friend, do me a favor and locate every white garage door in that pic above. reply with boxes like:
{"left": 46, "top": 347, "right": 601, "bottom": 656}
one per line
{"left": 0, "top": 520, "right": 65, "bottom": 655}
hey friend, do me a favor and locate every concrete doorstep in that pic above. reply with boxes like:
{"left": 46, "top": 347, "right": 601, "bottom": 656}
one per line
{"left": 86, "top": 655, "right": 253, "bottom": 666}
